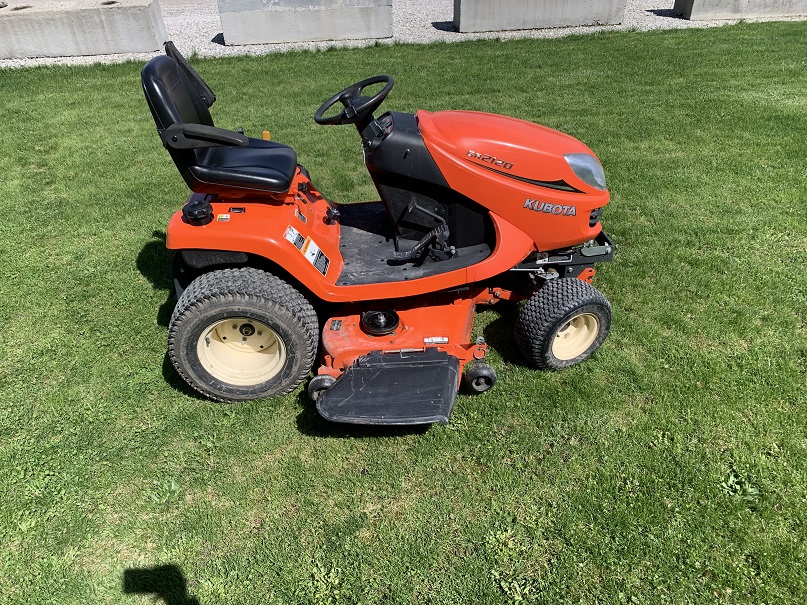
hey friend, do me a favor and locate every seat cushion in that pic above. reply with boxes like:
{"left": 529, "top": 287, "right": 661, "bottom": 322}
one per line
{"left": 190, "top": 137, "right": 298, "bottom": 194}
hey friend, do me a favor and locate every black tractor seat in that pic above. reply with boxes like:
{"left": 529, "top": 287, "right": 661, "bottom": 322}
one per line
{"left": 191, "top": 138, "right": 297, "bottom": 193}
{"left": 141, "top": 51, "right": 297, "bottom": 196}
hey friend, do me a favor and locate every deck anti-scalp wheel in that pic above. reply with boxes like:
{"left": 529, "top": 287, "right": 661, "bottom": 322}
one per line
{"left": 514, "top": 278, "right": 611, "bottom": 370}
{"left": 307, "top": 374, "right": 336, "bottom": 402}
{"left": 168, "top": 268, "right": 318, "bottom": 402}
{"left": 464, "top": 362, "right": 497, "bottom": 394}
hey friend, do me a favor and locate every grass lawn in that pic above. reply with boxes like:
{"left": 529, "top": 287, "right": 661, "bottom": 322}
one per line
{"left": 0, "top": 21, "right": 805, "bottom": 605}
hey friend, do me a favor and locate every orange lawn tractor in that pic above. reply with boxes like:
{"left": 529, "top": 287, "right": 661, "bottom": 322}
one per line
{"left": 141, "top": 43, "right": 615, "bottom": 426}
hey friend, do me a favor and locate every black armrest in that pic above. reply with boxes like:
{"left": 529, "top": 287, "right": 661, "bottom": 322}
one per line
{"left": 160, "top": 123, "right": 249, "bottom": 150}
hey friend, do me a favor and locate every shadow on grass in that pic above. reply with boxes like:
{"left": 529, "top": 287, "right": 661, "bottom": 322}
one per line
{"left": 295, "top": 391, "right": 430, "bottom": 439}
{"left": 137, "top": 231, "right": 176, "bottom": 327}
{"left": 162, "top": 353, "right": 209, "bottom": 401}
{"left": 481, "top": 302, "right": 531, "bottom": 368}
{"left": 123, "top": 564, "right": 200, "bottom": 605}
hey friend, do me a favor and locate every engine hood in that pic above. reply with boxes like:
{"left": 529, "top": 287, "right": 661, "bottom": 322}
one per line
{"left": 418, "top": 110, "right": 600, "bottom": 194}
{"left": 416, "top": 109, "right": 609, "bottom": 251}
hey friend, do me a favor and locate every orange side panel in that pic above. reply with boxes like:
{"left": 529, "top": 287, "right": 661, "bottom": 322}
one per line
{"left": 167, "top": 180, "right": 535, "bottom": 303}
{"left": 166, "top": 194, "right": 345, "bottom": 293}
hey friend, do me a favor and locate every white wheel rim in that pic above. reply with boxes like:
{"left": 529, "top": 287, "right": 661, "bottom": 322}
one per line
{"left": 552, "top": 312, "right": 600, "bottom": 361}
{"left": 196, "top": 317, "right": 286, "bottom": 386}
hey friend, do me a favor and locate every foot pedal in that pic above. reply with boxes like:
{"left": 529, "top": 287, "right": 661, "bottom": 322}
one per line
{"left": 392, "top": 223, "right": 448, "bottom": 261}
{"left": 316, "top": 349, "right": 460, "bottom": 425}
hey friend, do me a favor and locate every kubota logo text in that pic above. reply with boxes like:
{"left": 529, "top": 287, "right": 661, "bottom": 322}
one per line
{"left": 524, "top": 199, "right": 577, "bottom": 216}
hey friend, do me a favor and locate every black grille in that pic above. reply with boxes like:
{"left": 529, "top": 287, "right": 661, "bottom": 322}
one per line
{"left": 589, "top": 207, "right": 603, "bottom": 228}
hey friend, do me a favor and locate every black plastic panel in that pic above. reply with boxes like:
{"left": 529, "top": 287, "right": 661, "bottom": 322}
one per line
{"left": 316, "top": 349, "right": 460, "bottom": 425}
{"left": 364, "top": 112, "right": 491, "bottom": 249}
{"left": 365, "top": 112, "right": 448, "bottom": 187}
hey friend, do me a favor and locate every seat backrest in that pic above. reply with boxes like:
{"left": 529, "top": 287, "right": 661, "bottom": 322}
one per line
{"left": 165, "top": 41, "right": 216, "bottom": 109}
{"left": 142, "top": 55, "right": 215, "bottom": 130}
{"left": 141, "top": 55, "right": 215, "bottom": 189}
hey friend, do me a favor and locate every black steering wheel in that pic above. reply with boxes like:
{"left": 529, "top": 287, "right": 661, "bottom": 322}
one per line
{"left": 313, "top": 75, "right": 395, "bottom": 126}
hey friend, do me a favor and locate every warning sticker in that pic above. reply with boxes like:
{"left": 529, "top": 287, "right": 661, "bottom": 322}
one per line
{"left": 217, "top": 214, "right": 230, "bottom": 222}
{"left": 284, "top": 226, "right": 330, "bottom": 276}
{"left": 284, "top": 225, "right": 305, "bottom": 250}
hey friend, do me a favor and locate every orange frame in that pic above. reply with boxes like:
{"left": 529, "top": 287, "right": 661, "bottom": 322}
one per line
{"left": 165, "top": 108, "right": 613, "bottom": 386}
{"left": 166, "top": 168, "right": 539, "bottom": 303}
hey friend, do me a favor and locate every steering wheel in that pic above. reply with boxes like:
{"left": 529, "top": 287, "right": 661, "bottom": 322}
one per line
{"left": 313, "top": 75, "right": 395, "bottom": 126}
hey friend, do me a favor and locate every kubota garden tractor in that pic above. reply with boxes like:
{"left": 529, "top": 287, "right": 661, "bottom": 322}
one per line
{"left": 141, "top": 43, "right": 615, "bottom": 426}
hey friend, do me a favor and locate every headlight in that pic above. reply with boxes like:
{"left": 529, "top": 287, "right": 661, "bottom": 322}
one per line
{"left": 564, "top": 153, "right": 607, "bottom": 191}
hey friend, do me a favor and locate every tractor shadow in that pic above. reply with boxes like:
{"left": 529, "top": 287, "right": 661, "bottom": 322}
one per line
{"left": 161, "top": 353, "right": 209, "bottom": 400}
{"left": 137, "top": 230, "right": 176, "bottom": 328}
{"left": 123, "top": 564, "right": 200, "bottom": 605}
{"left": 138, "top": 232, "right": 206, "bottom": 400}
{"left": 480, "top": 302, "right": 532, "bottom": 368}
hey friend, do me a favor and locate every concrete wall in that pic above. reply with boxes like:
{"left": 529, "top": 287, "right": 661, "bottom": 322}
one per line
{"left": 218, "top": 0, "right": 392, "bottom": 45}
{"left": 0, "top": 0, "right": 167, "bottom": 59}
{"left": 674, "top": 0, "right": 807, "bottom": 20}
{"left": 453, "top": 0, "right": 626, "bottom": 33}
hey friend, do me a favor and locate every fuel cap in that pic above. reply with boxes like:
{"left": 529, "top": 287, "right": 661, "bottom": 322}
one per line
{"left": 183, "top": 198, "right": 213, "bottom": 226}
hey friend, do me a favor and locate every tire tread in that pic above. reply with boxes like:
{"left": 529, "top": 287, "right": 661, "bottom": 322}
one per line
{"left": 168, "top": 267, "right": 318, "bottom": 402}
{"left": 514, "top": 278, "right": 611, "bottom": 370}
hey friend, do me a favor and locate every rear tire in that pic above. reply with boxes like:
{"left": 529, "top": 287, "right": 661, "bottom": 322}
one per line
{"left": 514, "top": 278, "right": 611, "bottom": 370}
{"left": 168, "top": 268, "right": 318, "bottom": 402}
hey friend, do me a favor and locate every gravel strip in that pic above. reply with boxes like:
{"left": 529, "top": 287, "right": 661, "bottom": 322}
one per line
{"left": 1, "top": 0, "right": 804, "bottom": 68}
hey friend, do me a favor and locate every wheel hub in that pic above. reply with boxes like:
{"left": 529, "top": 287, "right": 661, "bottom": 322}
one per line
{"left": 552, "top": 312, "right": 600, "bottom": 361}
{"left": 197, "top": 317, "right": 286, "bottom": 386}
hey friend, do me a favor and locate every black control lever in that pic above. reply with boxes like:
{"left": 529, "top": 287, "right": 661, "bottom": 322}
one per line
{"left": 392, "top": 201, "right": 457, "bottom": 262}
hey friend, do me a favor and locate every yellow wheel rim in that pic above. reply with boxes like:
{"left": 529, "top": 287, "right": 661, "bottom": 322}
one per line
{"left": 196, "top": 317, "right": 286, "bottom": 386}
{"left": 552, "top": 312, "right": 600, "bottom": 361}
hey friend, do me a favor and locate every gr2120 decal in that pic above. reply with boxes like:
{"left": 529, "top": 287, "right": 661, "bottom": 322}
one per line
{"left": 466, "top": 150, "right": 514, "bottom": 170}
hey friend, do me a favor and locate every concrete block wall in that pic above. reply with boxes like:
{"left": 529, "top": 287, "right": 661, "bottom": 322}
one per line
{"left": 453, "top": 0, "right": 627, "bottom": 33}
{"left": 218, "top": 0, "right": 392, "bottom": 45}
{"left": 674, "top": 0, "right": 807, "bottom": 20}
{"left": 0, "top": 0, "right": 167, "bottom": 59}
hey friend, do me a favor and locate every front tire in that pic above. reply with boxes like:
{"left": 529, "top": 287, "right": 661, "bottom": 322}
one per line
{"left": 168, "top": 268, "right": 318, "bottom": 402}
{"left": 514, "top": 278, "right": 611, "bottom": 370}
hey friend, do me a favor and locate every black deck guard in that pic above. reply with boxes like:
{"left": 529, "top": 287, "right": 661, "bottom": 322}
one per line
{"left": 316, "top": 349, "right": 460, "bottom": 425}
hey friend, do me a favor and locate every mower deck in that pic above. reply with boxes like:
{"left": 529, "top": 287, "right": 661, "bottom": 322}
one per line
{"left": 316, "top": 349, "right": 460, "bottom": 425}
{"left": 312, "top": 290, "right": 485, "bottom": 424}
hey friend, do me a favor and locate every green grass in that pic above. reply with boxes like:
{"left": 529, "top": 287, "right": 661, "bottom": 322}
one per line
{"left": 1, "top": 22, "right": 806, "bottom": 604}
